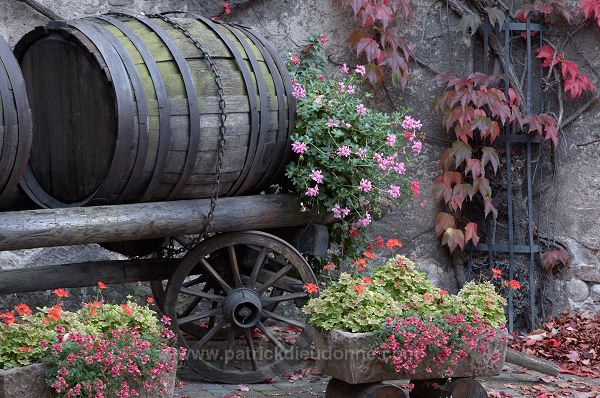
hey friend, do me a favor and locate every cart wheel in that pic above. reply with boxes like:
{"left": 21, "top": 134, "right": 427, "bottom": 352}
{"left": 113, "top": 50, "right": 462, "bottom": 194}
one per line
{"left": 326, "top": 378, "right": 406, "bottom": 398}
{"left": 164, "top": 230, "right": 318, "bottom": 384}
{"left": 442, "top": 378, "right": 488, "bottom": 398}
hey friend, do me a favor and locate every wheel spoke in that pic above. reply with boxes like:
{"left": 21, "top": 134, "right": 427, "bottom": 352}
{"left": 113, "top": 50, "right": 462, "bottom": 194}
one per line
{"left": 178, "top": 307, "right": 221, "bottom": 326}
{"left": 261, "top": 310, "right": 305, "bottom": 329}
{"left": 244, "top": 329, "right": 258, "bottom": 370}
{"left": 248, "top": 247, "right": 268, "bottom": 288}
{"left": 182, "top": 275, "right": 205, "bottom": 288}
{"left": 256, "top": 321, "right": 288, "bottom": 353}
{"left": 255, "top": 263, "right": 294, "bottom": 295}
{"left": 228, "top": 246, "right": 243, "bottom": 288}
{"left": 190, "top": 316, "right": 225, "bottom": 351}
{"left": 180, "top": 287, "right": 225, "bottom": 302}
{"left": 200, "top": 258, "right": 232, "bottom": 293}
{"left": 261, "top": 291, "right": 307, "bottom": 305}
{"left": 221, "top": 326, "right": 237, "bottom": 370}
{"left": 179, "top": 297, "right": 202, "bottom": 318}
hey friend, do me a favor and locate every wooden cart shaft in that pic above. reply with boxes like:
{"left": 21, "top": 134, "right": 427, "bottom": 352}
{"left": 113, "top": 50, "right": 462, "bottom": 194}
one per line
{"left": 0, "top": 194, "right": 325, "bottom": 251}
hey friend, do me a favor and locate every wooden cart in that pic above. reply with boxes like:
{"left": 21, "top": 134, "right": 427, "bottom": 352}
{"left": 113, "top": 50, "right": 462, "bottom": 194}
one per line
{"left": 0, "top": 194, "right": 328, "bottom": 384}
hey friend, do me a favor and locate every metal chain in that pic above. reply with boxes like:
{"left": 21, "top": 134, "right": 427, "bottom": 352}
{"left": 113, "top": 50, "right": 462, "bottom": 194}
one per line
{"left": 149, "top": 13, "right": 228, "bottom": 254}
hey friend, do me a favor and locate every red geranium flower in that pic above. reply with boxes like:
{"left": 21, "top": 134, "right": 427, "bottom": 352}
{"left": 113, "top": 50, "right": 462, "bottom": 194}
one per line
{"left": 0, "top": 311, "right": 15, "bottom": 325}
{"left": 97, "top": 281, "right": 107, "bottom": 289}
{"left": 53, "top": 288, "right": 69, "bottom": 298}
{"left": 491, "top": 268, "right": 502, "bottom": 279}
{"left": 353, "top": 284, "right": 365, "bottom": 294}
{"left": 47, "top": 305, "right": 62, "bottom": 321}
{"left": 304, "top": 283, "right": 319, "bottom": 294}
{"left": 15, "top": 303, "right": 32, "bottom": 316}
{"left": 386, "top": 238, "right": 403, "bottom": 251}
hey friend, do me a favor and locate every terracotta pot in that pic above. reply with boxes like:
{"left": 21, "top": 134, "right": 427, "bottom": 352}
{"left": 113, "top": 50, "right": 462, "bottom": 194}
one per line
{"left": 310, "top": 326, "right": 508, "bottom": 384}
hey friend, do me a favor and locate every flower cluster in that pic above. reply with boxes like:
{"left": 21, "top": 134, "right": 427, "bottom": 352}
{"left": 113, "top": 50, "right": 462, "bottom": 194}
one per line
{"left": 0, "top": 284, "right": 182, "bottom": 397}
{"left": 285, "top": 34, "right": 422, "bottom": 265}
{"left": 374, "top": 314, "right": 505, "bottom": 376}
{"left": 46, "top": 325, "right": 182, "bottom": 398}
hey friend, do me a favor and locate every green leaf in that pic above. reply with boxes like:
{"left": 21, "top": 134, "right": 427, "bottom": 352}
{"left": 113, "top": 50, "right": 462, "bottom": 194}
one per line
{"left": 451, "top": 140, "right": 472, "bottom": 169}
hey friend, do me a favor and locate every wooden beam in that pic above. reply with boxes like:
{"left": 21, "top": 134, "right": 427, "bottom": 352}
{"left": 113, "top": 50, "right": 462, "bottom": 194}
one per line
{"left": 0, "top": 258, "right": 179, "bottom": 294}
{"left": 0, "top": 195, "right": 327, "bottom": 251}
{"left": 505, "top": 348, "right": 560, "bottom": 376}
{"left": 17, "top": 0, "right": 63, "bottom": 20}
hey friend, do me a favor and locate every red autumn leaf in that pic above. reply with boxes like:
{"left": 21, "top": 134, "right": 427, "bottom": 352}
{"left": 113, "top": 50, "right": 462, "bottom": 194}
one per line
{"left": 560, "top": 59, "right": 579, "bottom": 79}
{"left": 544, "top": 121, "right": 559, "bottom": 147}
{"left": 388, "top": 0, "right": 412, "bottom": 17}
{"left": 435, "top": 212, "right": 456, "bottom": 237}
{"left": 365, "top": 63, "right": 384, "bottom": 84}
{"left": 579, "top": 72, "right": 596, "bottom": 92}
{"left": 481, "top": 147, "right": 500, "bottom": 174}
{"left": 439, "top": 147, "right": 454, "bottom": 171}
{"left": 473, "top": 176, "right": 491, "bottom": 197}
{"left": 373, "top": 4, "right": 393, "bottom": 28}
{"left": 348, "top": 29, "right": 371, "bottom": 47}
{"left": 455, "top": 122, "right": 474, "bottom": 144}
{"left": 484, "top": 196, "right": 498, "bottom": 219}
{"left": 465, "top": 158, "right": 484, "bottom": 179}
{"left": 351, "top": 0, "right": 366, "bottom": 15}
{"left": 356, "top": 37, "right": 382, "bottom": 63}
{"left": 564, "top": 76, "right": 585, "bottom": 99}
{"left": 579, "top": 0, "right": 600, "bottom": 26}
{"left": 452, "top": 183, "right": 473, "bottom": 210}
{"left": 536, "top": 44, "right": 554, "bottom": 61}
{"left": 464, "top": 222, "right": 480, "bottom": 247}
{"left": 541, "top": 249, "right": 571, "bottom": 271}
{"left": 442, "top": 228, "right": 465, "bottom": 253}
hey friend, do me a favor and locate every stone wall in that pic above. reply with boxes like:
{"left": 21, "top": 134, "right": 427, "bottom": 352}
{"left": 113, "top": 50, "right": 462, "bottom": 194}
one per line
{"left": 0, "top": 0, "right": 599, "bottom": 319}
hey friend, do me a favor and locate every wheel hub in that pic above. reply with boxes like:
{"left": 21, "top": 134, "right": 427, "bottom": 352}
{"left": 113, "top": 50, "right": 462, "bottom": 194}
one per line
{"left": 223, "top": 288, "right": 262, "bottom": 328}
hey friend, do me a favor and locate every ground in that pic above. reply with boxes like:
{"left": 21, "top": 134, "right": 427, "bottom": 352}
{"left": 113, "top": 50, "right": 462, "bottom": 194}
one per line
{"left": 175, "top": 363, "right": 600, "bottom": 398}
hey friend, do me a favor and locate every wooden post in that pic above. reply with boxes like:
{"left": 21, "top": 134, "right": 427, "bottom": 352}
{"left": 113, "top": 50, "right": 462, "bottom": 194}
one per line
{"left": 0, "top": 195, "right": 328, "bottom": 251}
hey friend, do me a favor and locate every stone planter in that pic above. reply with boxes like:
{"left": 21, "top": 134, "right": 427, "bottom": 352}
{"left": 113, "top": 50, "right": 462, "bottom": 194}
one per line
{"left": 0, "top": 359, "right": 177, "bottom": 398}
{"left": 0, "top": 363, "right": 51, "bottom": 398}
{"left": 310, "top": 326, "right": 508, "bottom": 384}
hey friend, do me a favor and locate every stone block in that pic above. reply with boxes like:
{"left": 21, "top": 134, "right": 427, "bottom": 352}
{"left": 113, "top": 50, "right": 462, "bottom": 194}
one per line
{"left": 574, "top": 266, "right": 600, "bottom": 284}
{"left": 0, "top": 363, "right": 51, "bottom": 398}
{"left": 567, "top": 279, "right": 590, "bottom": 302}
{"left": 108, "top": 0, "right": 133, "bottom": 5}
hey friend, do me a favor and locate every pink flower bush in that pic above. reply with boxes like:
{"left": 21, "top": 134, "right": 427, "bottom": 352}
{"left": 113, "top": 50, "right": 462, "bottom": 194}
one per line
{"left": 47, "top": 326, "right": 181, "bottom": 398}
{"left": 285, "top": 34, "right": 422, "bottom": 265}
{"left": 374, "top": 315, "right": 503, "bottom": 377}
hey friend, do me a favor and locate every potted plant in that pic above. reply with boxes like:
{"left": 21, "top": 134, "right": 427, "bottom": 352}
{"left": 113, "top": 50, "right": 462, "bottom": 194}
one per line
{"left": 303, "top": 254, "right": 511, "bottom": 386}
{"left": 0, "top": 285, "right": 183, "bottom": 398}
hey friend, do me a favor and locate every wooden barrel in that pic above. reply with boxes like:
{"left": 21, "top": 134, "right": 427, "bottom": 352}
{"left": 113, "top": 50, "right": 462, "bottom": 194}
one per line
{"left": 0, "top": 37, "right": 32, "bottom": 209}
{"left": 14, "top": 13, "right": 294, "bottom": 208}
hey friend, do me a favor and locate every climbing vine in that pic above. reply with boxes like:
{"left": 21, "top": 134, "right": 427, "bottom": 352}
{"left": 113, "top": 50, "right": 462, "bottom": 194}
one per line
{"left": 333, "top": 0, "right": 413, "bottom": 86}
